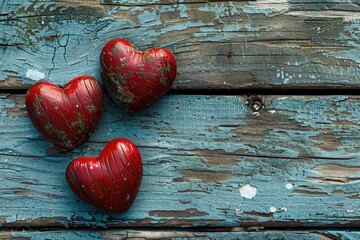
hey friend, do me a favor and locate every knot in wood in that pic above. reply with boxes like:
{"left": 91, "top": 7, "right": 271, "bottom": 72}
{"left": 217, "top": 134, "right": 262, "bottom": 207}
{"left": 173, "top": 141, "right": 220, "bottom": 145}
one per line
{"left": 246, "top": 95, "right": 264, "bottom": 113}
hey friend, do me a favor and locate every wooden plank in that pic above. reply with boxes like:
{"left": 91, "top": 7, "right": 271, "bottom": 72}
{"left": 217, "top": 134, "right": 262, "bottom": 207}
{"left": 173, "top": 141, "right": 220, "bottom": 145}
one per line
{"left": 2, "top": 230, "right": 360, "bottom": 240}
{"left": 100, "top": 0, "right": 251, "bottom": 5}
{"left": 2, "top": 94, "right": 360, "bottom": 228}
{"left": 0, "top": 0, "right": 359, "bottom": 89}
{"left": 100, "top": 0, "right": 360, "bottom": 6}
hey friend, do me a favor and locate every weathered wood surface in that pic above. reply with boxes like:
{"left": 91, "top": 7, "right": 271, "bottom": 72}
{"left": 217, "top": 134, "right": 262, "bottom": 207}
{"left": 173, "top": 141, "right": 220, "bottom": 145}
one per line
{"left": 2, "top": 230, "right": 360, "bottom": 240}
{"left": 2, "top": 94, "right": 360, "bottom": 228}
{"left": 0, "top": 0, "right": 359, "bottom": 89}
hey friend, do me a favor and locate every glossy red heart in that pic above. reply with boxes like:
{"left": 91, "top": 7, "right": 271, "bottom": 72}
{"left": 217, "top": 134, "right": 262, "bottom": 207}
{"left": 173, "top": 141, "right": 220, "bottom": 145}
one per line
{"left": 100, "top": 39, "right": 177, "bottom": 111}
{"left": 25, "top": 76, "right": 104, "bottom": 150}
{"left": 66, "top": 139, "right": 143, "bottom": 213}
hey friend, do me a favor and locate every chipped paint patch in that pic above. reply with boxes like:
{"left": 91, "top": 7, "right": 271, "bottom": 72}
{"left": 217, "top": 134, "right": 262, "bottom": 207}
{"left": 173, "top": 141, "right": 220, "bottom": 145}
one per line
{"left": 242, "top": 7, "right": 272, "bottom": 17}
{"left": 149, "top": 208, "right": 208, "bottom": 218}
{"left": 286, "top": 183, "right": 293, "bottom": 190}
{"left": 286, "top": 11, "right": 360, "bottom": 22}
{"left": 327, "top": 49, "right": 360, "bottom": 65}
{"left": 174, "top": 170, "right": 232, "bottom": 183}
{"left": 25, "top": 69, "right": 45, "bottom": 81}
{"left": 191, "top": 150, "right": 238, "bottom": 167}
{"left": 269, "top": 207, "right": 277, "bottom": 213}
{"left": 309, "top": 164, "right": 360, "bottom": 184}
{"left": 254, "top": 0, "right": 290, "bottom": 14}
{"left": 239, "top": 184, "right": 257, "bottom": 199}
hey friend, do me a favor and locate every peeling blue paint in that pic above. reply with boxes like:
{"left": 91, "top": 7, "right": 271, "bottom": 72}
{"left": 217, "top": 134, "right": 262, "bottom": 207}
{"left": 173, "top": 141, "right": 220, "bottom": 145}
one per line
{"left": 328, "top": 49, "right": 360, "bottom": 64}
{"left": 1, "top": 1, "right": 359, "bottom": 88}
{"left": 198, "top": 3, "right": 229, "bottom": 19}
{"left": 10, "top": 231, "right": 360, "bottom": 239}
{"left": 177, "top": 4, "right": 189, "bottom": 18}
{"left": 2, "top": 95, "right": 360, "bottom": 227}
{"left": 138, "top": 10, "right": 161, "bottom": 26}
{"left": 339, "top": 20, "right": 360, "bottom": 47}
{"left": 242, "top": 7, "right": 273, "bottom": 17}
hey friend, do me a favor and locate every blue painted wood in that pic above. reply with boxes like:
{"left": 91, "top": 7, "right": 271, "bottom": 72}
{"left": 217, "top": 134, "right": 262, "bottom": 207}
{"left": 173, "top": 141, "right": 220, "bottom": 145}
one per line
{"left": 1, "top": 94, "right": 360, "bottom": 228}
{"left": 4, "top": 230, "right": 360, "bottom": 240}
{"left": 1, "top": 0, "right": 360, "bottom": 234}
{"left": 0, "top": 0, "right": 359, "bottom": 89}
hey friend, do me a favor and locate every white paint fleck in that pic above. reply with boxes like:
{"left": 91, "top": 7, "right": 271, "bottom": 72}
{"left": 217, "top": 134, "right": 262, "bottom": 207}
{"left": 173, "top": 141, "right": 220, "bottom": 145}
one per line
{"left": 286, "top": 183, "right": 293, "bottom": 190}
{"left": 239, "top": 184, "right": 257, "bottom": 199}
{"left": 26, "top": 69, "right": 45, "bottom": 81}
{"left": 268, "top": 109, "right": 276, "bottom": 113}
{"left": 281, "top": 207, "right": 288, "bottom": 212}
{"left": 76, "top": 105, "right": 79, "bottom": 108}
{"left": 309, "top": 74, "right": 316, "bottom": 79}
{"left": 178, "top": 80, "right": 191, "bottom": 84}
{"left": 277, "top": 68, "right": 296, "bottom": 84}
{"left": 235, "top": 209, "right": 241, "bottom": 215}
{"left": 41, "top": 20, "right": 44, "bottom": 25}
{"left": 346, "top": 209, "right": 355, "bottom": 213}
{"left": 270, "top": 207, "right": 277, "bottom": 213}
{"left": 317, "top": 27, "right": 321, "bottom": 31}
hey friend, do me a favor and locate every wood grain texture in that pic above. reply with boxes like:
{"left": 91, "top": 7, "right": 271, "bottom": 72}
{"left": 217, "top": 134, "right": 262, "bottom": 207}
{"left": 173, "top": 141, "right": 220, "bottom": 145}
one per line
{"left": 0, "top": 0, "right": 359, "bottom": 89}
{"left": 2, "top": 94, "right": 360, "bottom": 228}
{"left": 2, "top": 230, "right": 360, "bottom": 240}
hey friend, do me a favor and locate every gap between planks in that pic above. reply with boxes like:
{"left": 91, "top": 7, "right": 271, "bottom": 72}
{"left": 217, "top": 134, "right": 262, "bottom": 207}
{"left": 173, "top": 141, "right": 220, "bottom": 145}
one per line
{"left": 3, "top": 225, "right": 360, "bottom": 232}
{"left": 5, "top": 87, "right": 360, "bottom": 96}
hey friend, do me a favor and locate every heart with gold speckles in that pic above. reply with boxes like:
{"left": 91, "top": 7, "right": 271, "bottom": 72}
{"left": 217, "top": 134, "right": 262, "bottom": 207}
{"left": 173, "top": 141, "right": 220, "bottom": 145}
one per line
{"left": 25, "top": 76, "right": 105, "bottom": 150}
{"left": 66, "top": 138, "right": 143, "bottom": 213}
{"left": 100, "top": 39, "right": 177, "bottom": 112}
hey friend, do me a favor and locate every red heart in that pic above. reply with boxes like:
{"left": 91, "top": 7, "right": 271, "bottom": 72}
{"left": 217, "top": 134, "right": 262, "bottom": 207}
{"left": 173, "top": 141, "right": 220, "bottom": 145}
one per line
{"left": 66, "top": 139, "right": 143, "bottom": 213}
{"left": 100, "top": 39, "right": 177, "bottom": 111}
{"left": 25, "top": 76, "right": 105, "bottom": 150}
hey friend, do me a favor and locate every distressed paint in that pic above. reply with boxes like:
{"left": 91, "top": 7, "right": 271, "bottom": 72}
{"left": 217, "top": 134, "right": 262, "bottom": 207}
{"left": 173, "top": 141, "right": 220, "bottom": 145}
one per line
{"left": 2, "top": 95, "right": 360, "bottom": 227}
{"left": 0, "top": 0, "right": 359, "bottom": 89}
{"left": 5, "top": 95, "right": 360, "bottom": 160}
{"left": 1, "top": 0, "right": 360, "bottom": 234}
{"left": 5, "top": 230, "right": 360, "bottom": 240}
